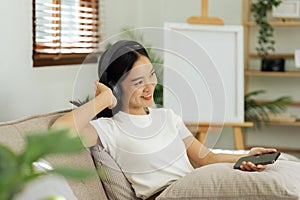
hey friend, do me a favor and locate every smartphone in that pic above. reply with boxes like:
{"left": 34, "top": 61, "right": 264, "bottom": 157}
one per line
{"left": 233, "top": 152, "right": 281, "bottom": 169}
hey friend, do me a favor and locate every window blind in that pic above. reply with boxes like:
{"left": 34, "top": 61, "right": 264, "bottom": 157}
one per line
{"left": 33, "top": 0, "right": 100, "bottom": 67}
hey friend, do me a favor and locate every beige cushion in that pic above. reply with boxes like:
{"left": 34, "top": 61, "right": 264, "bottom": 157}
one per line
{"left": 0, "top": 124, "right": 25, "bottom": 153}
{"left": 157, "top": 160, "right": 300, "bottom": 200}
{"left": 90, "top": 145, "right": 141, "bottom": 200}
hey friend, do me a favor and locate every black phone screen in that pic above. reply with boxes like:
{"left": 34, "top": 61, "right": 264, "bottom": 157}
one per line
{"left": 233, "top": 152, "right": 281, "bottom": 169}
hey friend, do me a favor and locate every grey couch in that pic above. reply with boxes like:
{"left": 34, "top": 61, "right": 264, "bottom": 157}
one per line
{"left": 0, "top": 110, "right": 108, "bottom": 200}
{"left": 2, "top": 110, "right": 300, "bottom": 200}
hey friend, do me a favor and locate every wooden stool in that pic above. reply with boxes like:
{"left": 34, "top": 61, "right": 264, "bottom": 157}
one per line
{"left": 184, "top": 122, "right": 254, "bottom": 150}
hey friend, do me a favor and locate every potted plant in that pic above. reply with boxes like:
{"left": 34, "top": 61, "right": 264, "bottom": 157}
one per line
{"left": 251, "top": 0, "right": 285, "bottom": 71}
{"left": 244, "top": 89, "right": 292, "bottom": 128}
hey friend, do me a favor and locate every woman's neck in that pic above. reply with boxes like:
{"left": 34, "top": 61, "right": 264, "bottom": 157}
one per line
{"left": 121, "top": 107, "right": 148, "bottom": 115}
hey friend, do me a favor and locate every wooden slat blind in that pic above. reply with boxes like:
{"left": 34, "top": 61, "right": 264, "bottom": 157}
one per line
{"left": 33, "top": 0, "right": 100, "bottom": 67}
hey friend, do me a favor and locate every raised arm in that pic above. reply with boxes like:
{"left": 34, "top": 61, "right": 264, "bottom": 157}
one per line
{"left": 51, "top": 81, "right": 117, "bottom": 147}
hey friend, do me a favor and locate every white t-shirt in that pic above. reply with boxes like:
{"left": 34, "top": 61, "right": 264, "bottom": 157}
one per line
{"left": 90, "top": 108, "right": 194, "bottom": 199}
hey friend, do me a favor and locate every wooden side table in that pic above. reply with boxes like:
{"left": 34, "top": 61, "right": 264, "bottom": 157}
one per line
{"left": 184, "top": 122, "right": 254, "bottom": 150}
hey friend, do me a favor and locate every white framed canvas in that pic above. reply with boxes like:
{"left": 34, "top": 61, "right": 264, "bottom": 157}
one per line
{"left": 272, "top": 1, "right": 300, "bottom": 18}
{"left": 163, "top": 23, "right": 244, "bottom": 123}
{"left": 295, "top": 49, "right": 300, "bottom": 68}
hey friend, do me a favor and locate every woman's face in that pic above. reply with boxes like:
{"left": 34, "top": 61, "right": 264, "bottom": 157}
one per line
{"left": 120, "top": 55, "right": 157, "bottom": 114}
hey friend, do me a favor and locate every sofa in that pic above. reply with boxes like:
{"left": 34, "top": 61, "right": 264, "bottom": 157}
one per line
{"left": 1, "top": 110, "right": 300, "bottom": 200}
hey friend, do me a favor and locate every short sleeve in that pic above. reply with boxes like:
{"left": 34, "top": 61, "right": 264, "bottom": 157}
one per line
{"left": 168, "top": 109, "right": 193, "bottom": 139}
{"left": 177, "top": 116, "right": 193, "bottom": 139}
{"left": 89, "top": 118, "right": 116, "bottom": 155}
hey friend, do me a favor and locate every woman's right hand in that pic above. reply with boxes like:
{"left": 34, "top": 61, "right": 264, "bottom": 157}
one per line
{"left": 95, "top": 81, "right": 117, "bottom": 109}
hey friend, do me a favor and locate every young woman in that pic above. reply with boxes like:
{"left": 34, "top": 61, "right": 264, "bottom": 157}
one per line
{"left": 52, "top": 40, "right": 277, "bottom": 199}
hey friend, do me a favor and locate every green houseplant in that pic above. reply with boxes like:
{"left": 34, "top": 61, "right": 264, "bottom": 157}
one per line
{"left": 244, "top": 89, "right": 292, "bottom": 128}
{"left": 0, "top": 128, "right": 96, "bottom": 200}
{"left": 251, "top": 0, "right": 284, "bottom": 71}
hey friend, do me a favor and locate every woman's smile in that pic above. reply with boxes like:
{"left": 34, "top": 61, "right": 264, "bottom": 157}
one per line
{"left": 141, "top": 94, "right": 153, "bottom": 101}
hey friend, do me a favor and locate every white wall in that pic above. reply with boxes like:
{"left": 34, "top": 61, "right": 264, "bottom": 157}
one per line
{"left": 102, "top": 0, "right": 242, "bottom": 46}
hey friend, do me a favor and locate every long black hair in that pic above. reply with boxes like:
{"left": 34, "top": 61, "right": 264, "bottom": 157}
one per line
{"left": 97, "top": 40, "right": 150, "bottom": 118}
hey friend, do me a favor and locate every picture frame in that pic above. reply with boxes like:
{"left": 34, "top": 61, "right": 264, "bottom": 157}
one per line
{"left": 272, "top": 1, "right": 300, "bottom": 18}
{"left": 295, "top": 49, "right": 300, "bottom": 68}
{"left": 163, "top": 23, "right": 244, "bottom": 123}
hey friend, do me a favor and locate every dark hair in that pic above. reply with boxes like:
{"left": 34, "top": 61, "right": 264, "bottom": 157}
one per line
{"left": 97, "top": 40, "right": 150, "bottom": 118}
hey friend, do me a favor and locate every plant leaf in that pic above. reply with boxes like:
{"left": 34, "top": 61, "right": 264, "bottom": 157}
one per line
{"left": 244, "top": 90, "right": 292, "bottom": 129}
{"left": 0, "top": 145, "right": 21, "bottom": 200}
{"left": 50, "top": 167, "right": 97, "bottom": 179}
{"left": 20, "top": 128, "right": 85, "bottom": 165}
{"left": 244, "top": 89, "right": 265, "bottom": 100}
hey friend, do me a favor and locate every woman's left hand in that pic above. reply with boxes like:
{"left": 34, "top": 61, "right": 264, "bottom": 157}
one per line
{"left": 239, "top": 147, "right": 277, "bottom": 171}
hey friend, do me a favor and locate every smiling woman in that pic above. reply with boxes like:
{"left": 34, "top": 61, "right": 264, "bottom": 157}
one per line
{"left": 51, "top": 40, "right": 281, "bottom": 200}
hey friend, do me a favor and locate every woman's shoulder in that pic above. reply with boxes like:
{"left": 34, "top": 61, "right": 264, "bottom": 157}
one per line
{"left": 90, "top": 116, "right": 116, "bottom": 128}
{"left": 92, "top": 116, "right": 114, "bottom": 122}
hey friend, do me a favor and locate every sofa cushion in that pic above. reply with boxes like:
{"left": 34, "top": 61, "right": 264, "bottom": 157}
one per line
{"left": 90, "top": 144, "right": 141, "bottom": 200}
{"left": 156, "top": 160, "right": 300, "bottom": 200}
{"left": 0, "top": 124, "right": 25, "bottom": 153}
